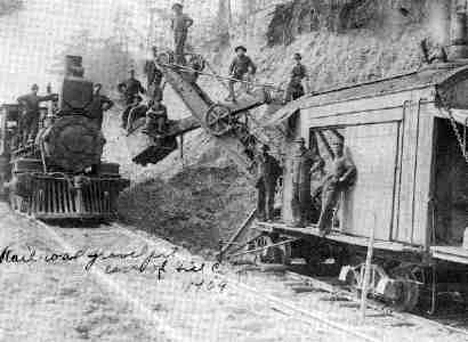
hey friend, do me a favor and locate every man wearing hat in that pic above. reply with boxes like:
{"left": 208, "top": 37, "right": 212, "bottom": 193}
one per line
{"left": 89, "top": 83, "right": 114, "bottom": 130}
{"left": 227, "top": 45, "right": 257, "bottom": 102}
{"left": 171, "top": 3, "right": 194, "bottom": 65}
{"left": 317, "top": 135, "right": 356, "bottom": 235}
{"left": 118, "top": 69, "right": 146, "bottom": 129}
{"left": 283, "top": 53, "right": 309, "bottom": 104}
{"left": 291, "top": 137, "right": 324, "bottom": 227}
{"left": 17, "top": 84, "right": 58, "bottom": 144}
{"left": 254, "top": 144, "right": 282, "bottom": 221}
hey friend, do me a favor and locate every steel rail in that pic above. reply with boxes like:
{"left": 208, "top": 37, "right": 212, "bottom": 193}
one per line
{"left": 110, "top": 223, "right": 382, "bottom": 342}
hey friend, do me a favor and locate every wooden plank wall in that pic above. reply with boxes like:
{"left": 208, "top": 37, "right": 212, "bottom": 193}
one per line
{"left": 341, "top": 122, "right": 399, "bottom": 240}
{"left": 394, "top": 97, "right": 434, "bottom": 245}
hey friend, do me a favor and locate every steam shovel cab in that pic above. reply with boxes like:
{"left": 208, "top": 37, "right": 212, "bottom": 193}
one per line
{"left": 253, "top": 63, "right": 468, "bottom": 311}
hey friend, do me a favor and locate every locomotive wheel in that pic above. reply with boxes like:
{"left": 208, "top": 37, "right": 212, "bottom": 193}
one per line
{"left": 391, "top": 267, "right": 420, "bottom": 312}
{"left": 205, "top": 104, "right": 232, "bottom": 137}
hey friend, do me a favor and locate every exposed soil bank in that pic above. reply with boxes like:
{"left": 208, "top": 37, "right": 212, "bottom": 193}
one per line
{"left": 117, "top": 166, "right": 256, "bottom": 257}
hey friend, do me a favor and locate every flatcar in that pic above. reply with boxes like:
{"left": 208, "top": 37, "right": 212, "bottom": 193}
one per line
{"left": 0, "top": 55, "right": 129, "bottom": 220}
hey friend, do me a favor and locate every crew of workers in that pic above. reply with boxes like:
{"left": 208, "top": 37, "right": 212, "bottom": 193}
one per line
{"left": 254, "top": 134, "right": 356, "bottom": 235}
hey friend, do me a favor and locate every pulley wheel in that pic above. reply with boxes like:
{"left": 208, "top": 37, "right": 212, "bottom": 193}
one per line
{"left": 204, "top": 104, "right": 232, "bottom": 137}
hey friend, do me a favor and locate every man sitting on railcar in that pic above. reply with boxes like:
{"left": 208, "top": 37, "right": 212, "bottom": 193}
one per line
{"left": 144, "top": 98, "right": 168, "bottom": 137}
{"left": 317, "top": 136, "right": 356, "bottom": 236}
{"left": 118, "top": 69, "right": 146, "bottom": 129}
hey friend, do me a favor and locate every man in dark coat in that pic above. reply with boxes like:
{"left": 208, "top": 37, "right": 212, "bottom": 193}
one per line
{"left": 255, "top": 144, "right": 282, "bottom": 221}
{"left": 291, "top": 137, "right": 324, "bottom": 227}
{"left": 119, "top": 69, "right": 146, "bottom": 129}
{"left": 89, "top": 83, "right": 114, "bottom": 129}
{"left": 17, "top": 84, "right": 57, "bottom": 144}
{"left": 283, "top": 53, "right": 309, "bottom": 103}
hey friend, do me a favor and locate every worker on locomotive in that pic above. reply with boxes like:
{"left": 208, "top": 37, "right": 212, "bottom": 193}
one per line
{"left": 17, "top": 84, "right": 58, "bottom": 145}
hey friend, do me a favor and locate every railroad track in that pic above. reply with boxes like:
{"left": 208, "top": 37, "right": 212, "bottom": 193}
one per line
{"left": 14, "top": 215, "right": 468, "bottom": 342}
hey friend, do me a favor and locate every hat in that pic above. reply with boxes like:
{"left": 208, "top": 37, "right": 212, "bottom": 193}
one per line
{"left": 235, "top": 45, "right": 247, "bottom": 53}
{"left": 295, "top": 137, "right": 305, "bottom": 144}
{"left": 172, "top": 3, "right": 183, "bottom": 9}
{"left": 294, "top": 53, "right": 302, "bottom": 60}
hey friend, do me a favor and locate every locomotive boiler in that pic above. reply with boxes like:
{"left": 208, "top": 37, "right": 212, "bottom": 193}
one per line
{"left": 0, "top": 55, "right": 129, "bottom": 220}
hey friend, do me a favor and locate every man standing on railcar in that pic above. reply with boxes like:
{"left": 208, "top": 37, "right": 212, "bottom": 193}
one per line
{"left": 291, "top": 137, "right": 324, "bottom": 227}
{"left": 317, "top": 137, "right": 356, "bottom": 236}
{"left": 171, "top": 3, "right": 194, "bottom": 65}
{"left": 144, "top": 46, "right": 164, "bottom": 102}
{"left": 255, "top": 144, "right": 282, "bottom": 221}
{"left": 226, "top": 46, "right": 257, "bottom": 103}
{"left": 17, "top": 84, "right": 58, "bottom": 145}
{"left": 283, "top": 53, "right": 309, "bottom": 104}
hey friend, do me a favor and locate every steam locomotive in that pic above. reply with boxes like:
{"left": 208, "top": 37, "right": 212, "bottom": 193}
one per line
{"left": 0, "top": 56, "right": 129, "bottom": 220}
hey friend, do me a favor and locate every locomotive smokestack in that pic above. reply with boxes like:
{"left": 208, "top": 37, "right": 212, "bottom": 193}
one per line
{"left": 449, "top": 1, "right": 468, "bottom": 60}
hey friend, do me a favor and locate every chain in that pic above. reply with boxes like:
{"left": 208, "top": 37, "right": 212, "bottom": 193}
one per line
{"left": 438, "top": 97, "right": 468, "bottom": 166}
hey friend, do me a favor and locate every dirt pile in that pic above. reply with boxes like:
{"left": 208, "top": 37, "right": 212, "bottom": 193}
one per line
{"left": 117, "top": 165, "right": 255, "bottom": 257}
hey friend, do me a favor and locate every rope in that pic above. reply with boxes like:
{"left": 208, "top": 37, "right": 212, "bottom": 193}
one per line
{"left": 158, "top": 61, "right": 286, "bottom": 92}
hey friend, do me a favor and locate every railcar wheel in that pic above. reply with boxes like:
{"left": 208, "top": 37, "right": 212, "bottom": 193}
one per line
{"left": 205, "top": 104, "right": 232, "bottom": 137}
{"left": 391, "top": 267, "right": 420, "bottom": 312}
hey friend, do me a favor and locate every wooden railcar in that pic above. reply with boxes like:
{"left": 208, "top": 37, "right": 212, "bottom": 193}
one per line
{"left": 253, "top": 63, "right": 468, "bottom": 311}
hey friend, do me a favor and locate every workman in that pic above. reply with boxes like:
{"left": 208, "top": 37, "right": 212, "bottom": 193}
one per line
{"left": 144, "top": 46, "right": 164, "bottom": 101}
{"left": 283, "top": 53, "right": 309, "bottom": 103}
{"left": 226, "top": 45, "right": 256, "bottom": 103}
{"left": 17, "top": 84, "right": 58, "bottom": 144}
{"left": 118, "top": 69, "right": 146, "bottom": 105}
{"left": 291, "top": 137, "right": 324, "bottom": 227}
{"left": 255, "top": 144, "right": 282, "bottom": 221}
{"left": 89, "top": 83, "right": 114, "bottom": 129}
{"left": 144, "top": 98, "right": 168, "bottom": 136}
{"left": 317, "top": 137, "right": 356, "bottom": 236}
{"left": 171, "top": 3, "right": 194, "bottom": 65}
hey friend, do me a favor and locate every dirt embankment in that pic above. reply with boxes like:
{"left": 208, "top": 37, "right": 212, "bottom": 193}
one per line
{"left": 117, "top": 166, "right": 255, "bottom": 257}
